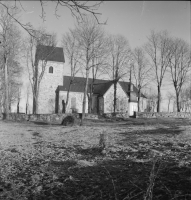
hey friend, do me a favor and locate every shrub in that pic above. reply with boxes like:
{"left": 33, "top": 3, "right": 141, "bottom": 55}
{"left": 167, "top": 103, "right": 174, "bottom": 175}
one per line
{"left": 61, "top": 115, "right": 75, "bottom": 126}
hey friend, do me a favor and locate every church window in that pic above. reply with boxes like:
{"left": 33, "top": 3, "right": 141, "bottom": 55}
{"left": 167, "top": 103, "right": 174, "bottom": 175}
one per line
{"left": 49, "top": 66, "right": 53, "bottom": 73}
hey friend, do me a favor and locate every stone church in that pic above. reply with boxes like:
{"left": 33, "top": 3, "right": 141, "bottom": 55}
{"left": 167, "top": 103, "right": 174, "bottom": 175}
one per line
{"left": 35, "top": 45, "right": 147, "bottom": 116}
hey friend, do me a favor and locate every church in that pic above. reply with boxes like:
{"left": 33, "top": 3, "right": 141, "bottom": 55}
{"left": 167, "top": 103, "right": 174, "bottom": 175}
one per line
{"left": 28, "top": 45, "right": 147, "bottom": 116}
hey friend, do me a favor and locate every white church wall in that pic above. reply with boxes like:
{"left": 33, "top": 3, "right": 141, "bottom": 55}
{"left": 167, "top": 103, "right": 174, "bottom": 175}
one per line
{"left": 59, "top": 91, "right": 88, "bottom": 113}
{"left": 129, "top": 102, "right": 138, "bottom": 116}
{"left": 38, "top": 61, "right": 64, "bottom": 114}
{"left": 104, "top": 82, "right": 129, "bottom": 113}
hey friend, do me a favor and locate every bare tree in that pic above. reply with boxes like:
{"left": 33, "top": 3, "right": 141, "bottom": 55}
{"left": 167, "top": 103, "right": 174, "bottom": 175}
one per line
{"left": 25, "top": 83, "right": 30, "bottom": 114}
{"left": 25, "top": 27, "right": 57, "bottom": 114}
{"left": 132, "top": 47, "right": 151, "bottom": 112}
{"left": 62, "top": 29, "right": 81, "bottom": 112}
{"left": 168, "top": 38, "right": 191, "bottom": 112}
{"left": 145, "top": 30, "right": 172, "bottom": 112}
{"left": 74, "top": 16, "right": 106, "bottom": 124}
{"left": 16, "top": 87, "right": 21, "bottom": 113}
{"left": 106, "top": 34, "right": 131, "bottom": 114}
{"left": 0, "top": 67, "right": 4, "bottom": 114}
{"left": 0, "top": 51, "right": 5, "bottom": 115}
{"left": 166, "top": 91, "right": 175, "bottom": 112}
{"left": 0, "top": 1, "right": 105, "bottom": 37}
{"left": 180, "top": 85, "right": 191, "bottom": 112}
{"left": 0, "top": 3, "right": 22, "bottom": 118}
{"left": 87, "top": 28, "right": 109, "bottom": 113}
{"left": 145, "top": 89, "right": 158, "bottom": 112}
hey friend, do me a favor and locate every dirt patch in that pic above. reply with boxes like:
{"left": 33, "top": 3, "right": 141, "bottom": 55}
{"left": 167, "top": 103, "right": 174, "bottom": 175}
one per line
{"left": 0, "top": 118, "right": 191, "bottom": 199}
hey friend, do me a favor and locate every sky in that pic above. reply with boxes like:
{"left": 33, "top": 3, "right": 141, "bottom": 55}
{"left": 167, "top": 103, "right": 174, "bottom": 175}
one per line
{"left": 19, "top": 1, "right": 190, "bottom": 48}
{"left": 14, "top": 1, "right": 191, "bottom": 111}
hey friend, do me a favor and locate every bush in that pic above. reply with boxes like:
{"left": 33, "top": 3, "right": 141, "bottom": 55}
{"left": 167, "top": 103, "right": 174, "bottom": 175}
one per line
{"left": 61, "top": 115, "right": 75, "bottom": 126}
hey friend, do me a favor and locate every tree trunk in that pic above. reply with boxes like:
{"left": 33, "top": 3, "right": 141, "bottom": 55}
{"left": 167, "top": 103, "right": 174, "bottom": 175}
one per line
{"left": 81, "top": 69, "right": 89, "bottom": 126}
{"left": 88, "top": 83, "right": 94, "bottom": 113}
{"left": 4, "top": 55, "right": 9, "bottom": 119}
{"left": 33, "top": 91, "right": 39, "bottom": 114}
{"left": 33, "top": 64, "right": 38, "bottom": 114}
{"left": 176, "top": 91, "right": 180, "bottom": 112}
{"left": 88, "top": 95, "right": 92, "bottom": 113}
{"left": 138, "top": 89, "right": 141, "bottom": 112}
{"left": 88, "top": 56, "right": 95, "bottom": 114}
{"left": 113, "top": 80, "right": 117, "bottom": 114}
{"left": 33, "top": 96, "right": 37, "bottom": 114}
{"left": 26, "top": 103, "right": 28, "bottom": 114}
{"left": 65, "top": 79, "right": 73, "bottom": 112}
{"left": 17, "top": 102, "right": 19, "bottom": 113}
{"left": 157, "top": 85, "right": 161, "bottom": 112}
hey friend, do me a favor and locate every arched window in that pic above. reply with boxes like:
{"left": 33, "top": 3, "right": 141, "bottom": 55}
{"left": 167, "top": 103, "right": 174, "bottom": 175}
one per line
{"left": 49, "top": 66, "right": 53, "bottom": 73}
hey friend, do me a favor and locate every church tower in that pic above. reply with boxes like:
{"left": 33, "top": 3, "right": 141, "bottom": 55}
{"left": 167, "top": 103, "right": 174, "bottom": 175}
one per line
{"left": 36, "top": 45, "right": 65, "bottom": 114}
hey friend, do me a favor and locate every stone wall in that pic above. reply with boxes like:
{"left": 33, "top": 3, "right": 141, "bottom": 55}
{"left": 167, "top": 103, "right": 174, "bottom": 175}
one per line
{"left": 103, "top": 112, "right": 129, "bottom": 119}
{"left": 136, "top": 112, "right": 191, "bottom": 118}
{"left": 84, "top": 113, "right": 99, "bottom": 119}
{"left": 0, "top": 113, "right": 79, "bottom": 125}
{"left": 0, "top": 113, "right": 100, "bottom": 124}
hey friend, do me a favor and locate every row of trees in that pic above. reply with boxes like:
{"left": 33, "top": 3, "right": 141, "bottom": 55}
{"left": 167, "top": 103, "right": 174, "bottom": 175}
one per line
{"left": 62, "top": 17, "right": 133, "bottom": 123}
{"left": 0, "top": 1, "right": 105, "bottom": 119}
{"left": 0, "top": 5, "right": 23, "bottom": 118}
{"left": 0, "top": 4, "right": 57, "bottom": 117}
{"left": 62, "top": 20, "right": 191, "bottom": 120}
{"left": 147, "top": 85, "right": 191, "bottom": 113}
{"left": 145, "top": 31, "right": 191, "bottom": 112}
{"left": 0, "top": 2, "right": 190, "bottom": 122}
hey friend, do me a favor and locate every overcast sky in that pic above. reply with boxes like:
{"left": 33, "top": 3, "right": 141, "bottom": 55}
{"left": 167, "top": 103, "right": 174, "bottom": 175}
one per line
{"left": 20, "top": 1, "right": 190, "bottom": 48}
{"left": 18, "top": 1, "right": 190, "bottom": 111}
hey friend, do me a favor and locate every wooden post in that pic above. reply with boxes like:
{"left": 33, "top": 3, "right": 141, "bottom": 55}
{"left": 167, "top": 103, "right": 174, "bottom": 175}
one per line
{"left": 99, "top": 131, "right": 107, "bottom": 150}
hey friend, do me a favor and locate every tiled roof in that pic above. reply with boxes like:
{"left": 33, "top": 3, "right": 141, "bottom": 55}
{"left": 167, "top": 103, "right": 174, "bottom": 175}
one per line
{"left": 56, "top": 76, "right": 146, "bottom": 98}
{"left": 35, "top": 45, "right": 65, "bottom": 63}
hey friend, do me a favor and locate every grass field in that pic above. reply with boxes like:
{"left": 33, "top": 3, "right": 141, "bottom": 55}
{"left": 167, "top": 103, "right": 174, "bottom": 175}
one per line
{"left": 0, "top": 117, "right": 191, "bottom": 200}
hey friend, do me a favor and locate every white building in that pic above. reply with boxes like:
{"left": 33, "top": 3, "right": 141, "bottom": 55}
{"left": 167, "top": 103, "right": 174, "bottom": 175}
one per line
{"left": 13, "top": 45, "right": 147, "bottom": 116}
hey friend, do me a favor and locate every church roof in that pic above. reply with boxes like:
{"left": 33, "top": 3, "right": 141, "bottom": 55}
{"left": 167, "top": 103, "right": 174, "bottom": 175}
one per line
{"left": 56, "top": 76, "right": 110, "bottom": 94}
{"left": 119, "top": 82, "right": 146, "bottom": 98}
{"left": 93, "top": 81, "right": 113, "bottom": 96}
{"left": 35, "top": 45, "right": 65, "bottom": 63}
{"left": 56, "top": 76, "right": 147, "bottom": 98}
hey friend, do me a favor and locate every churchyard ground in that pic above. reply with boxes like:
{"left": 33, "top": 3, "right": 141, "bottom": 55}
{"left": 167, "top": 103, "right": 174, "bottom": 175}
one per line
{"left": 0, "top": 117, "right": 191, "bottom": 199}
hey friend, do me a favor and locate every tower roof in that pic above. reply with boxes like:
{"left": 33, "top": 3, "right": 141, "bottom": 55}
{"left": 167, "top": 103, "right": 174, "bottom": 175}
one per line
{"left": 35, "top": 45, "right": 65, "bottom": 63}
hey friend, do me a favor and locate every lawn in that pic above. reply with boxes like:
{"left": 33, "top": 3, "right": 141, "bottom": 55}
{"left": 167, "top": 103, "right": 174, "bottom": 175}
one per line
{"left": 0, "top": 117, "right": 191, "bottom": 200}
